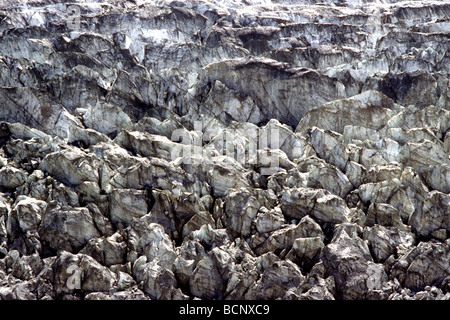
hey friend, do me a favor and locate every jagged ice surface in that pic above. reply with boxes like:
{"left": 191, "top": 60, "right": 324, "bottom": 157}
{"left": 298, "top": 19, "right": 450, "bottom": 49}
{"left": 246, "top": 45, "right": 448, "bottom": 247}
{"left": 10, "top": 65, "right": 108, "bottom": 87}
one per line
{"left": 0, "top": 0, "right": 449, "bottom": 300}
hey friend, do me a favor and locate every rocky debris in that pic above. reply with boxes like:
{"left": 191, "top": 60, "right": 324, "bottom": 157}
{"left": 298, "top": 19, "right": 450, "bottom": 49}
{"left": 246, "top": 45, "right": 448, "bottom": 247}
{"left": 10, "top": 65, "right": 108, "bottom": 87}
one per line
{"left": 253, "top": 215, "right": 323, "bottom": 256}
{"left": 0, "top": 0, "right": 449, "bottom": 301}
{"left": 399, "top": 139, "right": 450, "bottom": 175}
{"left": 0, "top": 166, "right": 28, "bottom": 189}
{"left": 38, "top": 203, "right": 103, "bottom": 254}
{"left": 390, "top": 286, "right": 450, "bottom": 300}
{"left": 133, "top": 256, "right": 187, "bottom": 300}
{"left": 13, "top": 196, "right": 47, "bottom": 233}
{"left": 126, "top": 220, "right": 177, "bottom": 269}
{"left": 363, "top": 224, "right": 415, "bottom": 262}
{"left": 390, "top": 242, "right": 450, "bottom": 293}
{"left": 280, "top": 187, "right": 351, "bottom": 226}
{"left": 365, "top": 203, "right": 409, "bottom": 232}
{"left": 114, "top": 130, "right": 181, "bottom": 162}
{"left": 223, "top": 187, "right": 261, "bottom": 238}
{"left": 53, "top": 251, "right": 118, "bottom": 298}
{"left": 286, "top": 236, "right": 324, "bottom": 271}
{"left": 82, "top": 104, "right": 132, "bottom": 137}
{"left": 422, "top": 164, "right": 450, "bottom": 194}
{"left": 295, "top": 156, "right": 353, "bottom": 198}
{"left": 79, "top": 232, "right": 127, "bottom": 267}
{"left": 322, "top": 230, "right": 389, "bottom": 300}
{"left": 296, "top": 91, "right": 397, "bottom": 134}
{"left": 244, "top": 255, "right": 305, "bottom": 299}
{"left": 39, "top": 148, "right": 102, "bottom": 187}
{"left": 109, "top": 188, "right": 150, "bottom": 228}
{"left": 408, "top": 191, "right": 450, "bottom": 238}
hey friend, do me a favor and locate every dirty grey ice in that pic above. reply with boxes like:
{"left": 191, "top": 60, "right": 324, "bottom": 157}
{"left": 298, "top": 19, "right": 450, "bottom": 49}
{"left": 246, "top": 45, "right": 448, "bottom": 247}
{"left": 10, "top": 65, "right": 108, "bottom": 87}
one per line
{"left": 0, "top": 0, "right": 449, "bottom": 300}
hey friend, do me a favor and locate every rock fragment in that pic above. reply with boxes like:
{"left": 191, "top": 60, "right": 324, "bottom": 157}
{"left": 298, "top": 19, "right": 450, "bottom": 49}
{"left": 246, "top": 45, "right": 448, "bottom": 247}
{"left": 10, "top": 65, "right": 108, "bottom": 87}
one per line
{"left": 0, "top": 0, "right": 448, "bottom": 302}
